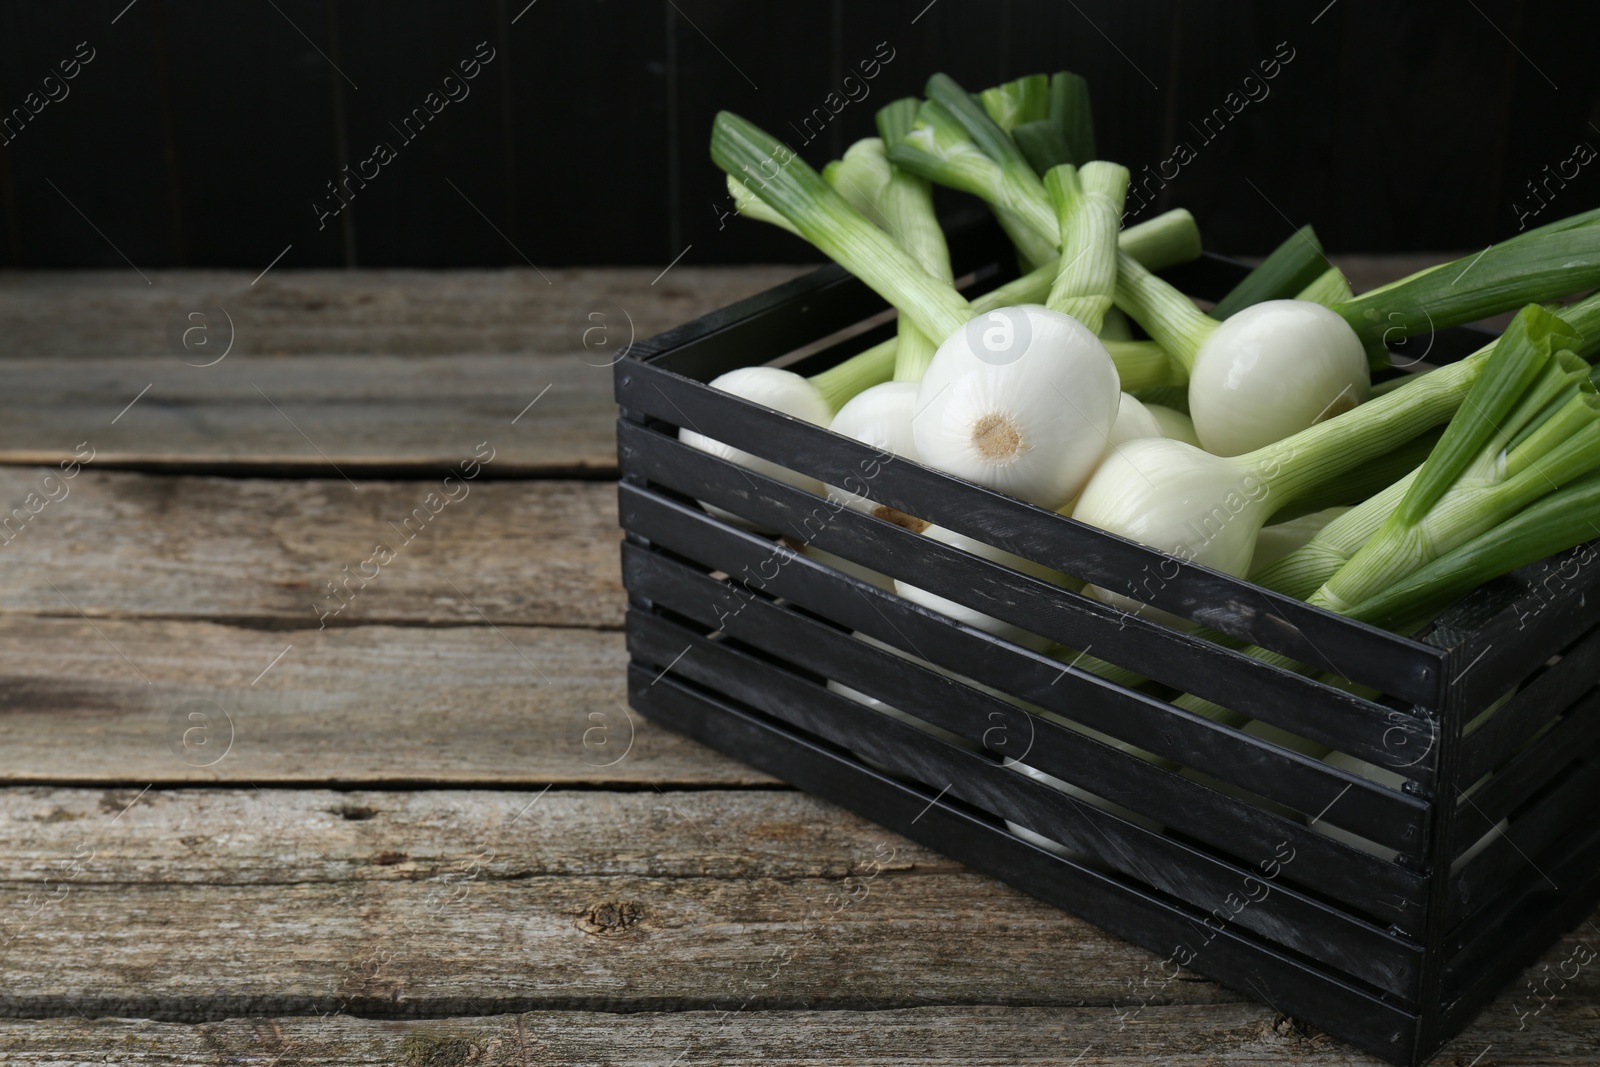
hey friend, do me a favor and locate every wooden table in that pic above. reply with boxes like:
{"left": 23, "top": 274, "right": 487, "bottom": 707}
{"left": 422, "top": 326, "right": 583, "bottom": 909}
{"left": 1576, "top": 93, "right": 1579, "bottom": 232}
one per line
{"left": 1, "top": 261, "right": 1595, "bottom": 1065}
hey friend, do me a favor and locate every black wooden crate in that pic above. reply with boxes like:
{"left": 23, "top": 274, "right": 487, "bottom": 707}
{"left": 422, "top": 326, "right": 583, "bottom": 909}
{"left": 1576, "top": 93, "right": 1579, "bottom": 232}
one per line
{"left": 612, "top": 220, "right": 1600, "bottom": 1066}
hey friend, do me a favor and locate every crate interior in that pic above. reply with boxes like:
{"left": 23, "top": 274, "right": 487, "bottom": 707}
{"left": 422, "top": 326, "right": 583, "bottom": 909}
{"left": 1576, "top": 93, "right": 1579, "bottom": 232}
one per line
{"left": 616, "top": 228, "right": 1600, "bottom": 1065}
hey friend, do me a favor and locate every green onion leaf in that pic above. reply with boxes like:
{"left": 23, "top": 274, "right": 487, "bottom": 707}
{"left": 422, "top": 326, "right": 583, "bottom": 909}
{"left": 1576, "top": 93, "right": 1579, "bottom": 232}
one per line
{"left": 1049, "top": 71, "right": 1096, "bottom": 164}
{"left": 1209, "top": 225, "right": 1331, "bottom": 319}
{"left": 979, "top": 74, "right": 1050, "bottom": 133}
{"left": 1336, "top": 226, "right": 1600, "bottom": 345}
{"left": 711, "top": 110, "right": 972, "bottom": 344}
{"left": 1394, "top": 304, "right": 1578, "bottom": 524}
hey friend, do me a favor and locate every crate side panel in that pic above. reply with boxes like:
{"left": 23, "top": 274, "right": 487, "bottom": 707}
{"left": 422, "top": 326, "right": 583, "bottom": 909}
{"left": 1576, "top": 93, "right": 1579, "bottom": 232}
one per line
{"left": 1459, "top": 619, "right": 1600, "bottom": 783}
{"left": 1433, "top": 545, "right": 1600, "bottom": 721}
{"left": 627, "top": 607, "right": 1424, "bottom": 998}
{"left": 617, "top": 478, "right": 1440, "bottom": 892}
{"left": 1448, "top": 753, "right": 1600, "bottom": 927}
{"left": 1439, "top": 816, "right": 1600, "bottom": 1047}
{"left": 628, "top": 664, "right": 1425, "bottom": 1066}
{"left": 623, "top": 539, "right": 1431, "bottom": 860}
{"left": 1451, "top": 689, "right": 1600, "bottom": 852}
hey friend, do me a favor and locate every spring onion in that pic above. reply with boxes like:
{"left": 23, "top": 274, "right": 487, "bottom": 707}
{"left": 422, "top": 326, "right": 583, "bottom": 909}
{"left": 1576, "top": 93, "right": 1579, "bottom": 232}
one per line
{"left": 1075, "top": 289, "right": 1600, "bottom": 597}
{"left": 713, "top": 111, "right": 1193, "bottom": 389}
{"left": 1044, "top": 161, "right": 1127, "bottom": 334}
{"left": 1118, "top": 225, "right": 1600, "bottom": 455}
{"left": 912, "top": 304, "right": 1120, "bottom": 508}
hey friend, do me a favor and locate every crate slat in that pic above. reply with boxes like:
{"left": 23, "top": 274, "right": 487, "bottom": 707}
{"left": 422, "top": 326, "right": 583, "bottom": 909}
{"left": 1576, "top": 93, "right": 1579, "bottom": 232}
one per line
{"left": 618, "top": 423, "right": 1439, "bottom": 765}
{"left": 623, "top": 539, "right": 1431, "bottom": 860}
{"left": 629, "top": 663, "right": 1426, "bottom": 1065}
{"left": 1439, "top": 815, "right": 1600, "bottom": 1037}
{"left": 1451, "top": 690, "right": 1600, "bottom": 852}
{"left": 1448, "top": 753, "right": 1600, "bottom": 926}
{"left": 1437, "top": 549, "right": 1600, "bottom": 720}
{"left": 1458, "top": 620, "right": 1600, "bottom": 782}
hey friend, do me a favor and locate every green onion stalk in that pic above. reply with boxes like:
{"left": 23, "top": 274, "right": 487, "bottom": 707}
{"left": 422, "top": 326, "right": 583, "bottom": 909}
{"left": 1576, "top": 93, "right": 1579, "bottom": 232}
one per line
{"left": 1169, "top": 304, "right": 1600, "bottom": 730}
{"left": 1111, "top": 223, "right": 1600, "bottom": 455}
{"left": 1208, "top": 224, "right": 1333, "bottom": 320}
{"left": 712, "top": 110, "right": 1201, "bottom": 399}
{"left": 1043, "top": 161, "right": 1127, "bottom": 335}
{"left": 875, "top": 99, "right": 953, "bottom": 383}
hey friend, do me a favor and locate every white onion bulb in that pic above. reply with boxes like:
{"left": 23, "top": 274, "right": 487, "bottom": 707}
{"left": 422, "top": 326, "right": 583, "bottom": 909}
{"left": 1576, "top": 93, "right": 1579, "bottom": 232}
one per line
{"left": 1107, "top": 392, "right": 1164, "bottom": 447}
{"left": 914, "top": 305, "right": 1119, "bottom": 509}
{"left": 678, "top": 367, "right": 832, "bottom": 528}
{"left": 1075, "top": 436, "right": 1274, "bottom": 579}
{"left": 1144, "top": 403, "right": 1200, "bottom": 447}
{"left": 1189, "top": 299, "right": 1370, "bottom": 457}
{"left": 826, "top": 380, "right": 920, "bottom": 514}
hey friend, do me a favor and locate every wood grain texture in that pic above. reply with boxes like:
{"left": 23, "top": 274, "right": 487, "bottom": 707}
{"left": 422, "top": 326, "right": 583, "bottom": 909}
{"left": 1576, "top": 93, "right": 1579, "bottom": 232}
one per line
{"left": 0, "top": 1006, "right": 1467, "bottom": 1066}
{"left": 0, "top": 785, "right": 1231, "bottom": 1017}
{"left": 0, "top": 470, "right": 622, "bottom": 626}
{"left": 0, "top": 259, "right": 1449, "bottom": 472}
{"left": 4, "top": 1004, "right": 1585, "bottom": 1067}
{"left": 0, "top": 619, "right": 777, "bottom": 786}
{"left": 0, "top": 787, "right": 1594, "bottom": 1059}
{"left": 0, "top": 266, "right": 808, "bottom": 471}
{"left": 0, "top": 267, "right": 808, "bottom": 356}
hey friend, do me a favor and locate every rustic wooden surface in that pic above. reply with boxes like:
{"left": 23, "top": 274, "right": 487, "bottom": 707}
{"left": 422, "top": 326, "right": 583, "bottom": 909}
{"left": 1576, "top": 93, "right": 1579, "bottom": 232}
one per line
{"left": 1, "top": 262, "right": 1595, "bottom": 1066}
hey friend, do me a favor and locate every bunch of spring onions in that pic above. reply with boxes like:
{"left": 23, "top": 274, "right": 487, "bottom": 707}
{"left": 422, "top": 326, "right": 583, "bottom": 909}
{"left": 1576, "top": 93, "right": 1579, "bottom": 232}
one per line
{"left": 691, "top": 67, "right": 1600, "bottom": 856}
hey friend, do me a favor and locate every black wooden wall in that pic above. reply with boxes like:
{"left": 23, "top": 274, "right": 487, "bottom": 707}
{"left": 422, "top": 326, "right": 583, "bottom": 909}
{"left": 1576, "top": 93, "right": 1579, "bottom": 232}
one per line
{"left": 1, "top": 0, "right": 1596, "bottom": 269}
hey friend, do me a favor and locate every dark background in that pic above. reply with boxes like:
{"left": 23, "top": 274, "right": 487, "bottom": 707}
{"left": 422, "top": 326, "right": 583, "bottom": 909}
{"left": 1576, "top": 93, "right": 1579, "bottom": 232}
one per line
{"left": 1, "top": 0, "right": 1596, "bottom": 271}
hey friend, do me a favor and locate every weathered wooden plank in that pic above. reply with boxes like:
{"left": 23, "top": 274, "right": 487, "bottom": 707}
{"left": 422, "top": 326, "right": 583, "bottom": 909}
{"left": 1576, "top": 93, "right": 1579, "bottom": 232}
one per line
{"left": 0, "top": 785, "right": 1240, "bottom": 1017}
{"left": 0, "top": 355, "right": 619, "bottom": 474}
{"left": 0, "top": 787, "right": 930, "bottom": 883}
{"left": 0, "top": 1004, "right": 1527, "bottom": 1067}
{"left": 0, "top": 620, "right": 769, "bottom": 786}
{"left": 0, "top": 974, "right": 1592, "bottom": 1064}
{"left": 0, "top": 470, "right": 621, "bottom": 627}
{"left": 0, "top": 1006, "right": 1396, "bottom": 1066}
{"left": 0, "top": 267, "right": 808, "bottom": 356}
{"left": 0, "top": 258, "right": 1456, "bottom": 471}
{"left": 3, "top": 787, "right": 1593, "bottom": 1032}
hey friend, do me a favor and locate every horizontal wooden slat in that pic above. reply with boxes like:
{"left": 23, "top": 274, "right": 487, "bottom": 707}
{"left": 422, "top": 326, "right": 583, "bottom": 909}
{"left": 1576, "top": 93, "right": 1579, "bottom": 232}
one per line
{"left": 0, "top": 267, "right": 806, "bottom": 471}
{"left": 1452, "top": 690, "right": 1600, "bottom": 852}
{"left": 2, "top": 996, "right": 1595, "bottom": 1067}
{"left": 0, "top": 469, "right": 621, "bottom": 628}
{"left": 1441, "top": 810, "right": 1600, "bottom": 1048}
{"left": 1440, "top": 548, "right": 1600, "bottom": 720}
{"left": 632, "top": 667, "right": 1424, "bottom": 1063}
{"left": 0, "top": 786, "right": 1243, "bottom": 1018}
{"left": 0, "top": 267, "right": 808, "bottom": 357}
{"left": 628, "top": 610, "right": 1421, "bottom": 996}
{"left": 0, "top": 356, "right": 617, "bottom": 475}
{"left": 1458, "top": 620, "right": 1600, "bottom": 783}
{"left": 616, "top": 458, "right": 1437, "bottom": 769}
{"left": 1449, "top": 754, "right": 1600, "bottom": 925}
{"left": 0, "top": 618, "right": 766, "bottom": 786}
{"left": 624, "top": 541, "right": 1429, "bottom": 859}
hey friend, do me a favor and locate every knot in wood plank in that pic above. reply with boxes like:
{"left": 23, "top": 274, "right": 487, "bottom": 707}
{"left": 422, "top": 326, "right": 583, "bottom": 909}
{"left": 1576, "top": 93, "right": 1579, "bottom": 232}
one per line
{"left": 577, "top": 900, "right": 643, "bottom": 936}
